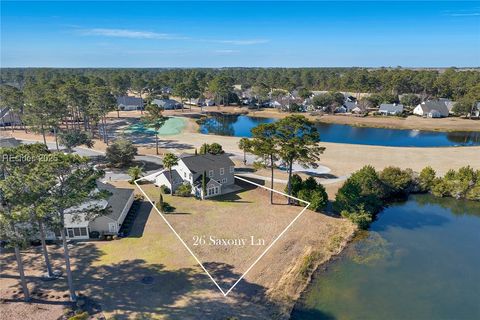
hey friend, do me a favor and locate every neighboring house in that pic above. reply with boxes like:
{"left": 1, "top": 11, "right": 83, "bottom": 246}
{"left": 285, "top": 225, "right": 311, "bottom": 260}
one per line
{"left": 269, "top": 100, "right": 282, "bottom": 108}
{"left": 413, "top": 100, "right": 450, "bottom": 118}
{"left": 117, "top": 96, "right": 144, "bottom": 111}
{"left": 379, "top": 103, "right": 404, "bottom": 115}
{"left": 343, "top": 100, "right": 358, "bottom": 112}
{"left": 161, "top": 86, "right": 172, "bottom": 95}
{"left": 0, "top": 107, "right": 22, "bottom": 127}
{"left": 352, "top": 104, "right": 367, "bottom": 114}
{"left": 45, "top": 182, "right": 134, "bottom": 240}
{"left": 152, "top": 98, "right": 183, "bottom": 110}
{"left": 0, "top": 136, "right": 21, "bottom": 148}
{"left": 438, "top": 98, "right": 456, "bottom": 114}
{"left": 150, "top": 153, "right": 236, "bottom": 199}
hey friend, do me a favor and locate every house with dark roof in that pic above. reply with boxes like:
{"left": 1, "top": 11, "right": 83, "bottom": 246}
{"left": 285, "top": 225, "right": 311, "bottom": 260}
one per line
{"left": 413, "top": 100, "right": 450, "bottom": 118}
{"left": 379, "top": 103, "right": 404, "bottom": 115}
{"left": 0, "top": 107, "right": 22, "bottom": 127}
{"left": 0, "top": 136, "right": 21, "bottom": 148}
{"left": 152, "top": 98, "right": 183, "bottom": 110}
{"left": 117, "top": 96, "right": 144, "bottom": 111}
{"left": 45, "top": 181, "right": 134, "bottom": 240}
{"left": 151, "top": 153, "right": 236, "bottom": 199}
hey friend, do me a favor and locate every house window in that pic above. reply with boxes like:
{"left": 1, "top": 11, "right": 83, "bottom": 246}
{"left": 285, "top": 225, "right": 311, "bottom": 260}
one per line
{"left": 221, "top": 178, "right": 227, "bottom": 184}
{"left": 220, "top": 167, "right": 225, "bottom": 175}
{"left": 184, "top": 172, "right": 187, "bottom": 178}
{"left": 208, "top": 170, "right": 214, "bottom": 178}
{"left": 80, "top": 228, "right": 87, "bottom": 236}
{"left": 229, "top": 166, "right": 234, "bottom": 173}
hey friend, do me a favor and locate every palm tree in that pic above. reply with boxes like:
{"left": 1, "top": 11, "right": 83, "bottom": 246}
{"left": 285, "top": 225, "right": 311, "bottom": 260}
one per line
{"left": 162, "top": 153, "right": 179, "bottom": 195}
{"left": 143, "top": 104, "right": 167, "bottom": 155}
{"left": 127, "top": 166, "right": 144, "bottom": 183}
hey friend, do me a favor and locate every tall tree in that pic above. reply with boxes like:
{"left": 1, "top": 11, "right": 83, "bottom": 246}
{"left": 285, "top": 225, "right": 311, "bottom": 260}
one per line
{"left": 40, "top": 153, "right": 109, "bottom": 301}
{"left": 208, "top": 75, "right": 234, "bottom": 106}
{"left": 88, "top": 85, "right": 116, "bottom": 145}
{"left": 274, "top": 115, "right": 325, "bottom": 204}
{"left": 143, "top": 104, "right": 167, "bottom": 155}
{"left": 0, "top": 146, "right": 33, "bottom": 301}
{"left": 162, "top": 153, "right": 179, "bottom": 196}
{"left": 238, "top": 138, "right": 251, "bottom": 165}
{"left": 250, "top": 123, "right": 279, "bottom": 204}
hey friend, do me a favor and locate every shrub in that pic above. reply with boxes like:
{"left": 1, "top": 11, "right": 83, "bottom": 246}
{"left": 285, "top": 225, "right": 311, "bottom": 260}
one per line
{"left": 341, "top": 206, "right": 373, "bottom": 230}
{"left": 418, "top": 166, "right": 436, "bottom": 192}
{"left": 309, "top": 188, "right": 328, "bottom": 211}
{"left": 466, "top": 185, "right": 480, "bottom": 201}
{"left": 285, "top": 174, "right": 303, "bottom": 197}
{"left": 105, "top": 139, "right": 138, "bottom": 167}
{"left": 68, "top": 311, "right": 89, "bottom": 320}
{"left": 379, "top": 166, "right": 414, "bottom": 196}
{"left": 334, "top": 166, "right": 385, "bottom": 215}
{"left": 431, "top": 178, "right": 453, "bottom": 197}
{"left": 297, "top": 181, "right": 328, "bottom": 212}
{"left": 159, "top": 185, "right": 170, "bottom": 194}
{"left": 199, "top": 142, "right": 224, "bottom": 155}
{"left": 175, "top": 184, "right": 192, "bottom": 197}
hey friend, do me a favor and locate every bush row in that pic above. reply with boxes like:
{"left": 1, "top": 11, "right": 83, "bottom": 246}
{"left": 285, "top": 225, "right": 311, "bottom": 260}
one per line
{"left": 334, "top": 165, "right": 480, "bottom": 229}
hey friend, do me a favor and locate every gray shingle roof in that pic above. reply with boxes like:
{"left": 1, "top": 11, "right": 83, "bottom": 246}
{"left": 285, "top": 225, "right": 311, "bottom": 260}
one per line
{"left": 0, "top": 136, "right": 21, "bottom": 148}
{"left": 97, "top": 181, "right": 134, "bottom": 221}
{"left": 117, "top": 96, "right": 143, "bottom": 107}
{"left": 379, "top": 103, "right": 404, "bottom": 113}
{"left": 419, "top": 100, "right": 449, "bottom": 116}
{"left": 180, "top": 154, "right": 234, "bottom": 174}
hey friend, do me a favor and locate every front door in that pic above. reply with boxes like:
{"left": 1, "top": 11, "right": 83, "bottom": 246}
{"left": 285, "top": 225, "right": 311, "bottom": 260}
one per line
{"left": 67, "top": 228, "right": 74, "bottom": 238}
{"left": 108, "top": 222, "right": 117, "bottom": 233}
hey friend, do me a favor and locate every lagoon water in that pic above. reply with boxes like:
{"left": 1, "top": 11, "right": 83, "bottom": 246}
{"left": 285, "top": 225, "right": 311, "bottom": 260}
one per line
{"left": 291, "top": 195, "right": 480, "bottom": 320}
{"left": 199, "top": 115, "right": 480, "bottom": 147}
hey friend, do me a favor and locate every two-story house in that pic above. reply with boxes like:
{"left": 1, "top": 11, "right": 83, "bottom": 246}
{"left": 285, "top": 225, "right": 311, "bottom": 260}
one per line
{"left": 151, "top": 153, "right": 236, "bottom": 199}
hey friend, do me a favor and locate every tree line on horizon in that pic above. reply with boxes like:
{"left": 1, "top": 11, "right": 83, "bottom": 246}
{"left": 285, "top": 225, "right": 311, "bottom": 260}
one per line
{"left": 1, "top": 67, "right": 479, "bottom": 153}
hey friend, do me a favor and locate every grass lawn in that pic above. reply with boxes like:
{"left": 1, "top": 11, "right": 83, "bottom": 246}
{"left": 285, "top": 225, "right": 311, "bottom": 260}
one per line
{"left": 0, "top": 179, "right": 354, "bottom": 320}
{"left": 139, "top": 179, "right": 310, "bottom": 290}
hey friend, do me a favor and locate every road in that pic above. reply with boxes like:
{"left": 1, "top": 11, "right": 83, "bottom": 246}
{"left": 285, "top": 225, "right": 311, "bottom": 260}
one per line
{"left": 19, "top": 139, "right": 164, "bottom": 181}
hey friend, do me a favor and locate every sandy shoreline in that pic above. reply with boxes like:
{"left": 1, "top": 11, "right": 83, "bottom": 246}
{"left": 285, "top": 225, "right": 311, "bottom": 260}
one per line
{"left": 163, "top": 106, "right": 480, "bottom": 132}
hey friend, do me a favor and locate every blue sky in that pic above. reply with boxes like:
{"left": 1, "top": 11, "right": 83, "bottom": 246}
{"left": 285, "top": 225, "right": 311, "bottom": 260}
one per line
{"left": 1, "top": 1, "right": 479, "bottom": 67}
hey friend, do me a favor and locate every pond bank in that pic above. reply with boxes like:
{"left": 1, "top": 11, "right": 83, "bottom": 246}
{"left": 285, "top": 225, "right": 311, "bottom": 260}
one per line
{"left": 191, "top": 106, "right": 480, "bottom": 132}
{"left": 291, "top": 194, "right": 480, "bottom": 319}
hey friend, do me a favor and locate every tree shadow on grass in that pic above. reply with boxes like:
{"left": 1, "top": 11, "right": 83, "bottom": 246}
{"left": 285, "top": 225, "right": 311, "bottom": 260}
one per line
{"left": 2, "top": 241, "right": 282, "bottom": 319}
{"left": 126, "top": 200, "right": 152, "bottom": 238}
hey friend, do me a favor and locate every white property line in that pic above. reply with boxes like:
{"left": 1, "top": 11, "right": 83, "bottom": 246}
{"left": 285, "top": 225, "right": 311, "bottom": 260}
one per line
{"left": 134, "top": 174, "right": 310, "bottom": 297}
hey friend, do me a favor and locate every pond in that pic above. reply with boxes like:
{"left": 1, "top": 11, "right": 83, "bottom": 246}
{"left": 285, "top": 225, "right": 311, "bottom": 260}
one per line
{"left": 291, "top": 195, "right": 480, "bottom": 320}
{"left": 199, "top": 115, "right": 480, "bottom": 147}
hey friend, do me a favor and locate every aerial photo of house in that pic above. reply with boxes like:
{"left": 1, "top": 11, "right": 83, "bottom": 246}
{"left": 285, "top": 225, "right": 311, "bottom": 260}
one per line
{"left": 1, "top": 1, "right": 480, "bottom": 320}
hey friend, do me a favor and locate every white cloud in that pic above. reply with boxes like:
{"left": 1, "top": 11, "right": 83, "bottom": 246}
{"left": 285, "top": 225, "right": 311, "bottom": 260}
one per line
{"left": 78, "top": 28, "right": 185, "bottom": 40}
{"left": 213, "top": 49, "right": 239, "bottom": 54}
{"left": 212, "top": 39, "right": 269, "bottom": 45}
{"left": 76, "top": 27, "right": 269, "bottom": 45}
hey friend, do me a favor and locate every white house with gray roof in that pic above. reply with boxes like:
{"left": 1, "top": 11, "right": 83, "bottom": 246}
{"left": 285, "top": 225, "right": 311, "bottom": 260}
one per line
{"left": 45, "top": 181, "right": 134, "bottom": 240}
{"left": 117, "top": 96, "right": 144, "bottom": 111}
{"left": 152, "top": 98, "right": 183, "bottom": 110}
{"left": 150, "top": 153, "right": 236, "bottom": 199}
{"left": 379, "top": 103, "right": 404, "bottom": 115}
{"left": 414, "top": 100, "right": 450, "bottom": 118}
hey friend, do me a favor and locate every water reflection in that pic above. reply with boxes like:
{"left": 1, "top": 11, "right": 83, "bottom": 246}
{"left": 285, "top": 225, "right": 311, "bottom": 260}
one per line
{"left": 199, "top": 115, "right": 480, "bottom": 147}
